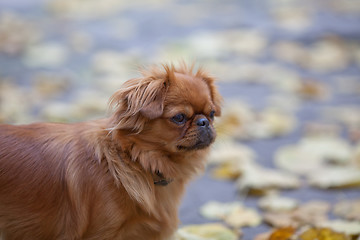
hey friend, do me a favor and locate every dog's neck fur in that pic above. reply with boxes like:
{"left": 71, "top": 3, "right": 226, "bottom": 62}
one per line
{"left": 112, "top": 130, "right": 208, "bottom": 181}
{"left": 94, "top": 125, "right": 208, "bottom": 216}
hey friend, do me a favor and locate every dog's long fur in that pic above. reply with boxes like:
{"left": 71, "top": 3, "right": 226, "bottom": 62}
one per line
{"left": 0, "top": 63, "right": 222, "bottom": 240}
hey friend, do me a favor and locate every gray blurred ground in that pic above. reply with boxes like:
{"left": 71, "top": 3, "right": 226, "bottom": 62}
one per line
{"left": 1, "top": 0, "right": 360, "bottom": 239}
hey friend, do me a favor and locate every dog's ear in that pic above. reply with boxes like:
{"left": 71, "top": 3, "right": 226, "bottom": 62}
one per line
{"left": 196, "top": 71, "right": 222, "bottom": 117}
{"left": 109, "top": 72, "right": 170, "bottom": 132}
{"left": 137, "top": 79, "right": 168, "bottom": 119}
{"left": 120, "top": 76, "right": 169, "bottom": 119}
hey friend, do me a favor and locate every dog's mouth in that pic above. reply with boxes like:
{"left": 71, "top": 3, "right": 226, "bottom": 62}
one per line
{"left": 177, "top": 141, "right": 212, "bottom": 151}
{"left": 177, "top": 129, "right": 215, "bottom": 151}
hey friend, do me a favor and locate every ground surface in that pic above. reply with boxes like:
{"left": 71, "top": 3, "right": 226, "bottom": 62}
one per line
{"left": 1, "top": 1, "right": 360, "bottom": 239}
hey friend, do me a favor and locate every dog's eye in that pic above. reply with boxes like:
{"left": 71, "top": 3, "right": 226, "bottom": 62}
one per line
{"left": 171, "top": 113, "right": 186, "bottom": 124}
{"left": 209, "top": 111, "right": 215, "bottom": 120}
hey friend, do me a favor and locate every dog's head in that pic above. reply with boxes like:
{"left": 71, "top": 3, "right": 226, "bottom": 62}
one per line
{"left": 109, "top": 63, "right": 222, "bottom": 154}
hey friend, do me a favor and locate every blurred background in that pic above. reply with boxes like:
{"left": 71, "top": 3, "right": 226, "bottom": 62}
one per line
{"left": 1, "top": 0, "right": 360, "bottom": 239}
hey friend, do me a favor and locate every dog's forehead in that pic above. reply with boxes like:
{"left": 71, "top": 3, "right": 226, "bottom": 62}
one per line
{"left": 166, "top": 73, "right": 213, "bottom": 113}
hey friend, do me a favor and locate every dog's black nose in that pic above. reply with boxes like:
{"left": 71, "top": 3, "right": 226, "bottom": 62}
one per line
{"left": 196, "top": 118, "right": 209, "bottom": 127}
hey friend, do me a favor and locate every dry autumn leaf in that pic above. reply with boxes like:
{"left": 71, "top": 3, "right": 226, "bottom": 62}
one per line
{"left": 269, "top": 227, "right": 296, "bottom": 240}
{"left": 175, "top": 223, "right": 238, "bottom": 240}
{"left": 273, "top": 38, "right": 350, "bottom": 72}
{"left": 215, "top": 102, "right": 296, "bottom": 140}
{"left": 263, "top": 211, "right": 298, "bottom": 228}
{"left": 274, "top": 136, "right": 353, "bottom": 175}
{"left": 322, "top": 106, "right": 360, "bottom": 129}
{"left": 298, "top": 227, "right": 349, "bottom": 240}
{"left": 307, "top": 167, "right": 360, "bottom": 189}
{"left": 199, "top": 201, "right": 243, "bottom": 220}
{"left": 263, "top": 201, "right": 330, "bottom": 228}
{"left": 292, "top": 201, "right": 331, "bottom": 225}
{"left": 318, "top": 220, "right": 360, "bottom": 237}
{"left": 31, "top": 72, "right": 72, "bottom": 97}
{"left": 214, "top": 101, "right": 254, "bottom": 139}
{"left": 199, "top": 201, "right": 262, "bottom": 228}
{"left": 333, "top": 199, "right": 360, "bottom": 221}
{"left": 0, "top": 81, "right": 34, "bottom": 123}
{"left": 237, "top": 164, "right": 300, "bottom": 195}
{"left": 258, "top": 194, "right": 298, "bottom": 212}
{"left": 23, "top": 42, "right": 69, "bottom": 68}
{"left": 208, "top": 141, "right": 255, "bottom": 180}
{"left": 0, "top": 12, "right": 41, "bottom": 55}
{"left": 249, "top": 108, "right": 296, "bottom": 139}
{"left": 257, "top": 227, "right": 351, "bottom": 240}
{"left": 207, "top": 141, "right": 256, "bottom": 166}
{"left": 224, "top": 207, "right": 262, "bottom": 228}
{"left": 297, "top": 79, "right": 330, "bottom": 100}
{"left": 254, "top": 231, "right": 272, "bottom": 240}
{"left": 304, "top": 122, "right": 341, "bottom": 137}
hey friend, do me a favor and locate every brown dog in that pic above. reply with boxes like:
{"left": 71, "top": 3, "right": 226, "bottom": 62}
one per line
{"left": 0, "top": 63, "right": 222, "bottom": 240}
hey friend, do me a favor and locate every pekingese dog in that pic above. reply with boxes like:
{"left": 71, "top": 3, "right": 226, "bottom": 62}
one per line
{"left": 0, "top": 63, "right": 222, "bottom": 240}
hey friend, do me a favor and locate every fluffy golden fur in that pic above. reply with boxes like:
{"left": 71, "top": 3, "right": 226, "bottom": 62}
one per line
{"left": 0, "top": 63, "right": 222, "bottom": 240}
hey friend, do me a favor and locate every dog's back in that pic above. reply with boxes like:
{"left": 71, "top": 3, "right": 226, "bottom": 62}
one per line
{"left": 0, "top": 123, "right": 79, "bottom": 239}
{"left": 0, "top": 123, "right": 108, "bottom": 239}
{"left": 0, "top": 122, "right": 163, "bottom": 240}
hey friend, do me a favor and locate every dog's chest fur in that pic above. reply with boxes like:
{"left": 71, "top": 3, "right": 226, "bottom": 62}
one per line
{"left": 67, "top": 124, "right": 190, "bottom": 239}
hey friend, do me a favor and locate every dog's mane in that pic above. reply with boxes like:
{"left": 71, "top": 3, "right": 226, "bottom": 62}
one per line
{"left": 107, "top": 62, "right": 213, "bottom": 133}
{"left": 99, "top": 63, "right": 216, "bottom": 214}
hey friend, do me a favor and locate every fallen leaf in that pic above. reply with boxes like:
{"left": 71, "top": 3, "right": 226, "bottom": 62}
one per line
{"left": 237, "top": 164, "right": 301, "bottom": 195}
{"left": 249, "top": 108, "right": 296, "bottom": 139}
{"left": 297, "top": 79, "right": 330, "bottom": 100}
{"left": 333, "top": 199, "right": 360, "bottom": 221}
{"left": 199, "top": 201, "right": 243, "bottom": 220}
{"left": 353, "top": 143, "right": 360, "bottom": 167}
{"left": 263, "top": 201, "right": 330, "bottom": 228}
{"left": 263, "top": 212, "right": 299, "bottom": 228}
{"left": 23, "top": 42, "right": 69, "bottom": 68}
{"left": 298, "top": 227, "right": 349, "bottom": 240}
{"left": 293, "top": 201, "right": 331, "bottom": 225}
{"left": 267, "top": 94, "right": 301, "bottom": 112}
{"left": 258, "top": 194, "right": 298, "bottom": 212}
{"left": 254, "top": 231, "right": 272, "bottom": 240}
{"left": 91, "top": 50, "right": 139, "bottom": 79}
{"left": 211, "top": 162, "right": 243, "bottom": 180}
{"left": 224, "top": 206, "right": 262, "bottom": 228}
{"left": 175, "top": 223, "right": 238, "bottom": 240}
{"left": 275, "top": 136, "right": 353, "bottom": 175}
{"left": 48, "top": 0, "right": 128, "bottom": 19}
{"left": 40, "top": 102, "right": 75, "bottom": 123}
{"left": 318, "top": 220, "right": 360, "bottom": 236}
{"left": 271, "top": 6, "right": 312, "bottom": 32}
{"left": 334, "top": 76, "right": 360, "bottom": 96}
{"left": 207, "top": 140, "right": 256, "bottom": 166}
{"left": 307, "top": 167, "right": 360, "bottom": 189}
{"left": 67, "top": 31, "right": 93, "bottom": 53}
{"left": 214, "top": 101, "right": 254, "bottom": 139}
{"left": 272, "top": 41, "right": 307, "bottom": 66}
{"left": 304, "top": 122, "right": 341, "bottom": 137}
{"left": 31, "top": 72, "right": 72, "bottom": 97}
{"left": 208, "top": 141, "right": 255, "bottom": 180}
{"left": 199, "top": 201, "right": 261, "bottom": 228}
{"left": 322, "top": 106, "right": 360, "bottom": 129}
{"left": 0, "top": 12, "right": 40, "bottom": 55}
{"left": 269, "top": 227, "right": 296, "bottom": 240}
{"left": 216, "top": 102, "right": 296, "bottom": 140}
{"left": 273, "top": 38, "right": 350, "bottom": 72}
{"left": 303, "top": 37, "right": 350, "bottom": 72}
{"left": 0, "top": 81, "right": 34, "bottom": 123}
{"left": 221, "top": 29, "right": 268, "bottom": 58}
